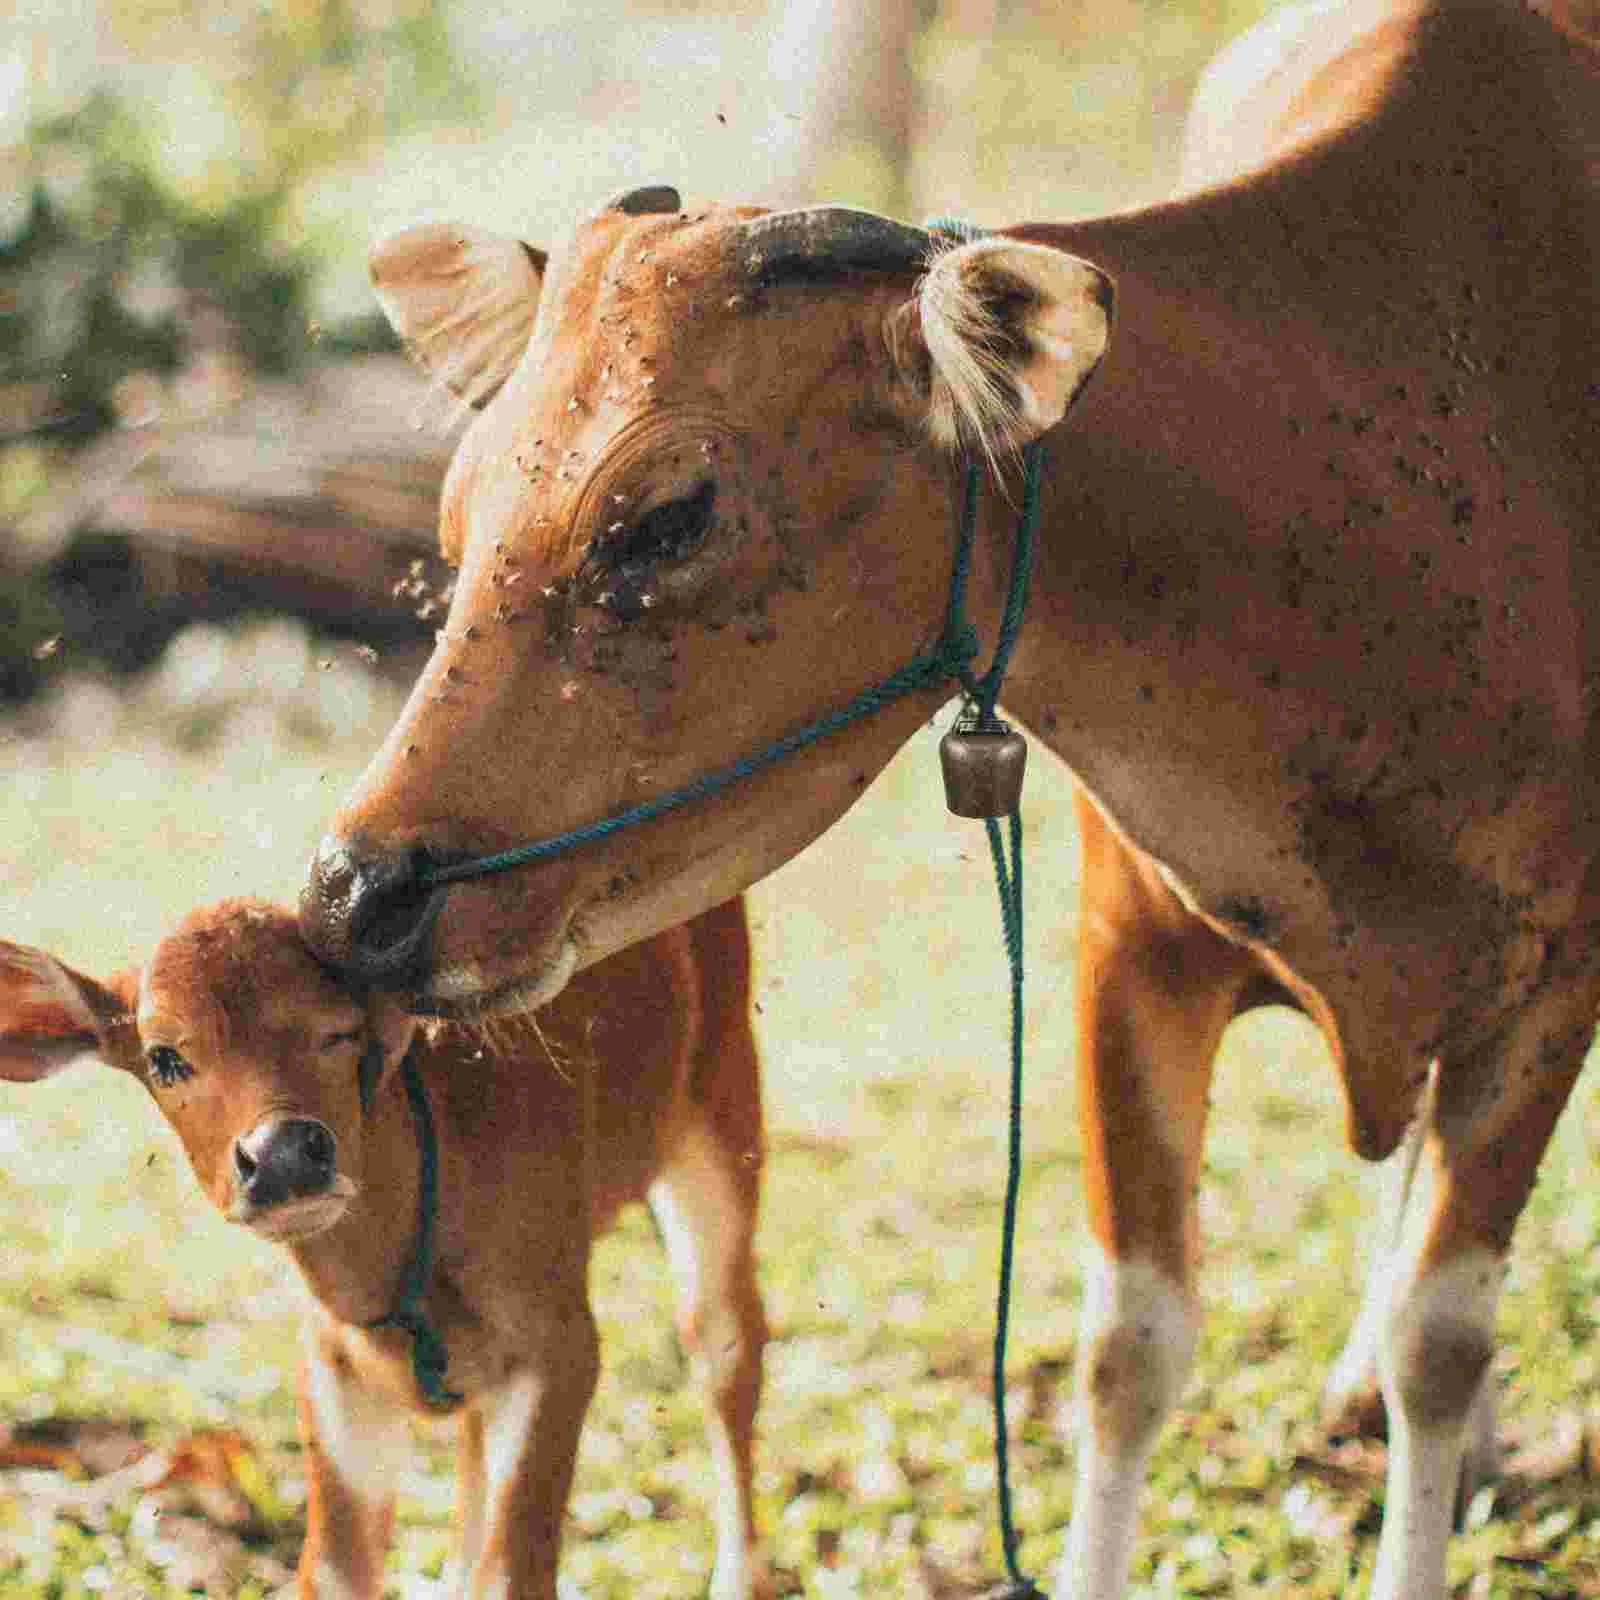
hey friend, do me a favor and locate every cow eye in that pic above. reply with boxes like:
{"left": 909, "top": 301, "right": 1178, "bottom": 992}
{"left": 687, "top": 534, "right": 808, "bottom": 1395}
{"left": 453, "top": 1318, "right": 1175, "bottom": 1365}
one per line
{"left": 320, "top": 1027, "right": 363, "bottom": 1052}
{"left": 597, "top": 480, "right": 717, "bottom": 573}
{"left": 146, "top": 1045, "right": 194, "bottom": 1088}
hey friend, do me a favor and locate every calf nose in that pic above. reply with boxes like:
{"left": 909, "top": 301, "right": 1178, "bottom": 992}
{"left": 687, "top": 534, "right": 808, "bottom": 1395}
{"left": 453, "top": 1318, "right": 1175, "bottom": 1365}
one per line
{"left": 300, "top": 835, "right": 446, "bottom": 992}
{"left": 233, "top": 1116, "right": 338, "bottom": 1210}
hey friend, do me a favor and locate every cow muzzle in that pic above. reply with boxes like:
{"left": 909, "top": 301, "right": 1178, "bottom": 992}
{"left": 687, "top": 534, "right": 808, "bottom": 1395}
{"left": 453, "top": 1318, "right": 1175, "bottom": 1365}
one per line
{"left": 300, "top": 834, "right": 449, "bottom": 994}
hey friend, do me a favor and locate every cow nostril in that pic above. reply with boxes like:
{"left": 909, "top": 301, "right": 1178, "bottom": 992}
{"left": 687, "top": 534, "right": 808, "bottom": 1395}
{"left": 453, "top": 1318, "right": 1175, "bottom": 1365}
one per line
{"left": 233, "top": 1141, "right": 258, "bottom": 1186}
{"left": 302, "top": 1121, "right": 335, "bottom": 1174}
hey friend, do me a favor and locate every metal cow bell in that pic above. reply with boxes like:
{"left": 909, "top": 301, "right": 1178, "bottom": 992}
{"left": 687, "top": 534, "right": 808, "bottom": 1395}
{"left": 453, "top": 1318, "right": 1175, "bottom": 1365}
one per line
{"left": 940, "top": 715, "right": 1027, "bottom": 818}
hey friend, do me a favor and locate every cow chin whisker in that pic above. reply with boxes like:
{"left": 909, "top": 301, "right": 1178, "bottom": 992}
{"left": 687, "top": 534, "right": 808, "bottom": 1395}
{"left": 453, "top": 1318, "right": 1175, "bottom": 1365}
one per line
{"left": 421, "top": 937, "right": 578, "bottom": 1020}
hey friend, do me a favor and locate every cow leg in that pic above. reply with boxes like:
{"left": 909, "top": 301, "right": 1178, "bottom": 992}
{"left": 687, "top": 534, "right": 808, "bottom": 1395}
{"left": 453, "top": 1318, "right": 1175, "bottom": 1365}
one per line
{"left": 296, "top": 1327, "right": 410, "bottom": 1600}
{"left": 1367, "top": 1001, "right": 1591, "bottom": 1600}
{"left": 649, "top": 1114, "right": 772, "bottom": 1600}
{"left": 1055, "top": 801, "right": 1260, "bottom": 1598}
{"left": 465, "top": 1304, "right": 601, "bottom": 1599}
{"left": 1323, "top": 1066, "right": 1500, "bottom": 1507}
{"left": 1324, "top": 1095, "right": 1429, "bottom": 1443}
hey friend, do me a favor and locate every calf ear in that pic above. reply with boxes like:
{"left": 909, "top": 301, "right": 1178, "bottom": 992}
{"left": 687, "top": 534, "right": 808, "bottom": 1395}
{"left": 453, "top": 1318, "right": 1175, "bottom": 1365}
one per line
{"left": 370, "top": 222, "right": 547, "bottom": 409}
{"left": 887, "top": 237, "right": 1113, "bottom": 465}
{"left": 0, "top": 943, "right": 139, "bottom": 1082}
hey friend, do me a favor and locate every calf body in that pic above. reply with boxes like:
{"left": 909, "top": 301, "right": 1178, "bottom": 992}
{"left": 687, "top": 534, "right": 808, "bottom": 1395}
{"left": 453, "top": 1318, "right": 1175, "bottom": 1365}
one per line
{"left": 0, "top": 897, "right": 768, "bottom": 1600}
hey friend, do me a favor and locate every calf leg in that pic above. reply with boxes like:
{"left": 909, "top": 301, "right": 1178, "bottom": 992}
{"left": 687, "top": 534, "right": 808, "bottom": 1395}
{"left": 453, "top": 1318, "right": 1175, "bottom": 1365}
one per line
{"left": 1367, "top": 1000, "right": 1591, "bottom": 1600}
{"left": 649, "top": 1116, "right": 771, "bottom": 1600}
{"left": 1055, "top": 801, "right": 1262, "bottom": 1598}
{"left": 464, "top": 1305, "right": 601, "bottom": 1600}
{"left": 297, "top": 1325, "right": 411, "bottom": 1600}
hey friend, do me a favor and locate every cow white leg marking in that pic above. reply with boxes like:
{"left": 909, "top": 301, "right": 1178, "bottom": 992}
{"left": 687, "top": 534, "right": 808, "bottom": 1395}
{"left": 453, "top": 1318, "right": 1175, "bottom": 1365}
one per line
{"left": 1054, "top": 1248, "right": 1198, "bottom": 1600}
{"left": 1325, "top": 1103, "right": 1428, "bottom": 1431}
{"left": 1369, "top": 1247, "right": 1501, "bottom": 1600}
{"left": 648, "top": 1120, "right": 771, "bottom": 1600}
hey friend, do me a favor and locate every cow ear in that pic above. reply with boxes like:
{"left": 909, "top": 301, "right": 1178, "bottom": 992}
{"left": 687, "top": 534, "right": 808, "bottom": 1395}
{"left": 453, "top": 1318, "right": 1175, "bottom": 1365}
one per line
{"left": 887, "top": 238, "right": 1113, "bottom": 464}
{"left": 0, "top": 942, "right": 141, "bottom": 1082}
{"left": 369, "top": 222, "right": 547, "bottom": 409}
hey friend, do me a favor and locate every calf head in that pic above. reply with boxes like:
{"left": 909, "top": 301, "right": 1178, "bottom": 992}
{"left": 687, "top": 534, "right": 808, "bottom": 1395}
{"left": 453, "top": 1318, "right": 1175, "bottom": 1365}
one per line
{"left": 301, "top": 189, "right": 1112, "bottom": 1014}
{"left": 0, "top": 901, "right": 414, "bottom": 1242}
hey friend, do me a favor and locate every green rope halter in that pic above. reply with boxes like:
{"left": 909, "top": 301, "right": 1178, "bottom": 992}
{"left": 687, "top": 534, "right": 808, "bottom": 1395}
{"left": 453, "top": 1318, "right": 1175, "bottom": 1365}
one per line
{"left": 398, "top": 212, "right": 1047, "bottom": 1588}
{"left": 406, "top": 444, "right": 1047, "bottom": 1591}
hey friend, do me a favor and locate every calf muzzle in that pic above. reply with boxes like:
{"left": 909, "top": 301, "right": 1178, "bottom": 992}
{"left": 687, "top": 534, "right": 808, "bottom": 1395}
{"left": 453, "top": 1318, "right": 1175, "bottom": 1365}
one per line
{"left": 233, "top": 1116, "right": 338, "bottom": 1210}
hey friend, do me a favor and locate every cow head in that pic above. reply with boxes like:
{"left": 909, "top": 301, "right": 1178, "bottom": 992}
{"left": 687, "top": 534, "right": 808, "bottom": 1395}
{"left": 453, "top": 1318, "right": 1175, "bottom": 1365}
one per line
{"left": 0, "top": 902, "right": 415, "bottom": 1242}
{"left": 301, "top": 189, "right": 1112, "bottom": 1015}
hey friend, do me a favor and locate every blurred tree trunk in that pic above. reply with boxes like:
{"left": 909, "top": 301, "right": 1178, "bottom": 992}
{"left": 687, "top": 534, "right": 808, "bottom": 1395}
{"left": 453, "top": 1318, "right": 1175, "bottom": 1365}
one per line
{"left": 907, "top": 0, "right": 997, "bottom": 223}
{"left": 762, "top": 0, "right": 923, "bottom": 216}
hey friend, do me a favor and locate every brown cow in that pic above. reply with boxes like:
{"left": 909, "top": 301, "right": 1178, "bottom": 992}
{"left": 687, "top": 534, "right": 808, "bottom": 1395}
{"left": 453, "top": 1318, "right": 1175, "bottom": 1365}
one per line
{"left": 300, "top": 2, "right": 1600, "bottom": 1595}
{"left": 0, "top": 899, "right": 769, "bottom": 1600}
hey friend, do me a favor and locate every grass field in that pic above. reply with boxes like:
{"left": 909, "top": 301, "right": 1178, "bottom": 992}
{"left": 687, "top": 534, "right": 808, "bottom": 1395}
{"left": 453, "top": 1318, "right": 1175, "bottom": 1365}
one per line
{"left": 4, "top": 631, "right": 1600, "bottom": 1597}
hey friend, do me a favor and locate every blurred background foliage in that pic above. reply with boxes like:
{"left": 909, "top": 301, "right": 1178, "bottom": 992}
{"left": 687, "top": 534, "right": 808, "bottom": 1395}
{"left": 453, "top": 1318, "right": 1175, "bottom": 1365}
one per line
{"left": 0, "top": 0, "right": 1281, "bottom": 704}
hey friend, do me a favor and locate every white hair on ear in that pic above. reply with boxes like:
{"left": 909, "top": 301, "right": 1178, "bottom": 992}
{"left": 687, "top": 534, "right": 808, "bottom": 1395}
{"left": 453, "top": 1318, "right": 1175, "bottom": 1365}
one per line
{"left": 917, "top": 238, "right": 1035, "bottom": 470}
{"left": 916, "top": 237, "right": 1111, "bottom": 473}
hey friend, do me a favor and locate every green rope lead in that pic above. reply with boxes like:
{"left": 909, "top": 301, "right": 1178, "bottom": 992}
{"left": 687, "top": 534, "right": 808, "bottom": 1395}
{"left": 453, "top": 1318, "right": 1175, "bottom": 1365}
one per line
{"left": 972, "top": 442, "right": 1043, "bottom": 722}
{"left": 926, "top": 216, "right": 1046, "bottom": 1597}
{"left": 392, "top": 238, "right": 1049, "bottom": 1567}
{"left": 366, "top": 1046, "right": 462, "bottom": 1408}
{"left": 987, "top": 804, "right": 1043, "bottom": 1600}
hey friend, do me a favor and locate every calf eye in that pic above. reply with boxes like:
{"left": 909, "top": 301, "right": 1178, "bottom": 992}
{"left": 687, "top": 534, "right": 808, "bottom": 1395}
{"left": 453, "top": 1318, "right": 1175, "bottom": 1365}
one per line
{"left": 146, "top": 1045, "right": 193, "bottom": 1088}
{"left": 597, "top": 480, "right": 717, "bottom": 573}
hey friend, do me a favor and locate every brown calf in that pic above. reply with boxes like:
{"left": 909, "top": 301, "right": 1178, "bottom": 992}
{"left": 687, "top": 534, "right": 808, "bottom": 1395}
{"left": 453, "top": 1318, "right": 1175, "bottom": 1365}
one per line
{"left": 0, "top": 897, "right": 768, "bottom": 1600}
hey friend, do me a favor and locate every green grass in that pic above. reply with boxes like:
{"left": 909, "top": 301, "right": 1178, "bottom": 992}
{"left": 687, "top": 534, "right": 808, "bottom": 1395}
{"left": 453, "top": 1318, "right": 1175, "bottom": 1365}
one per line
{"left": 4, "top": 660, "right": 1600, "bottom": 1597}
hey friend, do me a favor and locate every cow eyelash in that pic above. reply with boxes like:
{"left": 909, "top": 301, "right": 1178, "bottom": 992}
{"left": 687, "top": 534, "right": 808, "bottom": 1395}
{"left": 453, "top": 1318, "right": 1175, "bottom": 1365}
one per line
{"left": 146, "top": 1045, "right": 193, "bottom": 1088}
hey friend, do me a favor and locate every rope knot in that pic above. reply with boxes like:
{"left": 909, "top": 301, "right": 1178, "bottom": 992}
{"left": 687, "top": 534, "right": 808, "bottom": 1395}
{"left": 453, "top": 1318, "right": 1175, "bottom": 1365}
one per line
{"left": 368, "top": 1306, "right": 462, "bottom": 1408}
